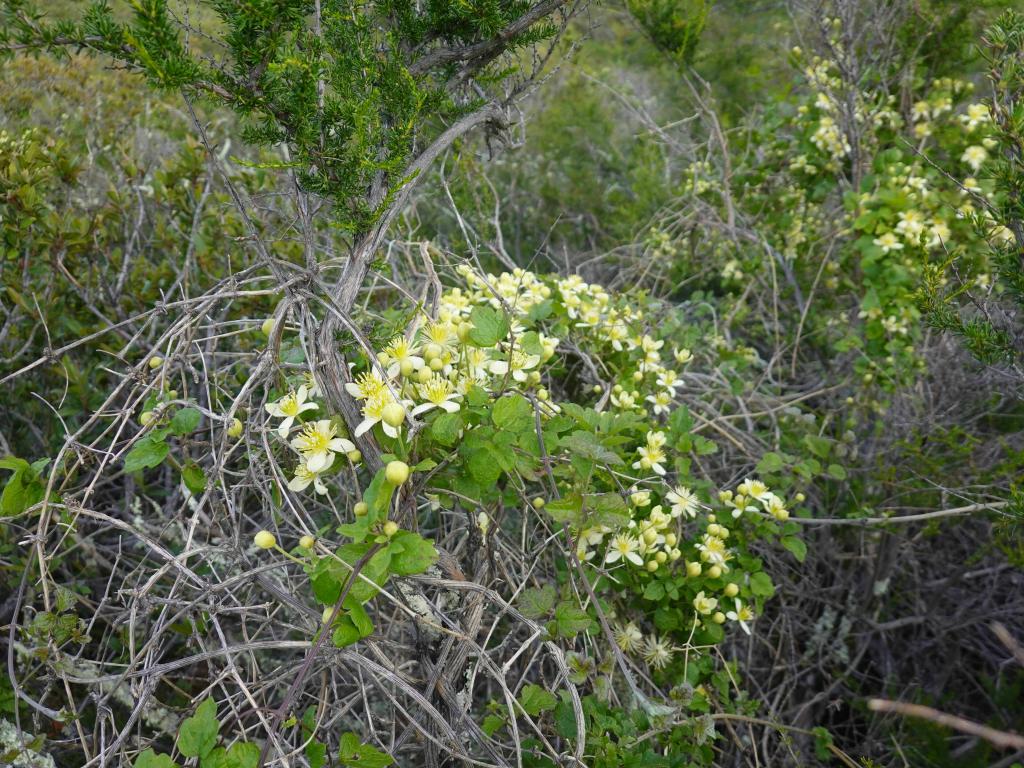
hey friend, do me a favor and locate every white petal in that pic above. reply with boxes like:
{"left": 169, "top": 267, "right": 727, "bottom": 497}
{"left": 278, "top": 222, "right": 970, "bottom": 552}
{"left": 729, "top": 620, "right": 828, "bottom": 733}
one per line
{"left": 306, "top": 452, "right": 329, "bottom": 473}
{"left": 439, "top": 400, "right": 461, "bottom": 413}
{"left": 288, "top": 475, "right": 311, "bottom": 492}
{"left": 277, "top": 417, "right": 293, "bottom": 439}
{"left": 411, "top": 402, "right": 435, "bottom": 416}
{"left": 354, "top": 418, "right": 376, "bottom": 437}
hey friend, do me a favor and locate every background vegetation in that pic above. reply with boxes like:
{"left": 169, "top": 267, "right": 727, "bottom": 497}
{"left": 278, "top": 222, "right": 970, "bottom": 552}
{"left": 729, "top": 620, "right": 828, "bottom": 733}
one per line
{"left": 1, "top": 0, "right": 1022, "bottom": 766}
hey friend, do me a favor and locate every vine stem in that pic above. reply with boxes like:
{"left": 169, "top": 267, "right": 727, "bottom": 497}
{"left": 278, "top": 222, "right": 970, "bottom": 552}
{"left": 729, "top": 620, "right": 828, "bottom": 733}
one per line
{"left": 255, "top": 541, "right": 385, "bottom": 768}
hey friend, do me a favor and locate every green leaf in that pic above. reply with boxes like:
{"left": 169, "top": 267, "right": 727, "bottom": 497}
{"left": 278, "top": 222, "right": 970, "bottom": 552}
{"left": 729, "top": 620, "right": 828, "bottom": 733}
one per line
{"left": 306, "top": 742, "right": 327, "bottom": 768}
{"left": 177, "top": 697, "right": 219, "bottom": 759}
{"left": 481, "top": 714, "right": 506, "bottom": 736}
{"left": 182, "top": 463, "right": 206, "bottom": 495}
{"left": 781, "top": 536, "right": 807, "bottom": 563}
{"left": 338, "top": 732, "right": 394, "bottom": 768}
{"left": 519, "top": 585, "right": 557, "bottom": 619}
{"left": 558, "top": 431, "right": 623, "bottom": 465}
{"left": 544, "top": 494, "right": 583, "bottom": 525}
{"left": 518, "top": 684, "right": 557, "bottom": 717}
{"left": 803, "top": 435, "right": 831, "bottom": 459}
{"left": 467, "top": 306, "right": 509, "bottom": 347}
{"left": 492, "top": 394, "right": 533, "bottom": 431}
{"left": 755, "top": 451, "right": 785, "bottom": 475}
{"left": 553, "top": 601, "right": 591, "bottom": 638}
{"left": 749, "top": 572, "right": 775, "bottom": 598}
{"left": 584, "top": 493, "right": 629, "bottom": 527}
{"left": 134, "top": 749, "right": 179, "bottom": 768}
{"left": 170, "top": 407, "right": 201, "bottom": 436}
{"left": 0, "top": 457, "right": 30, "bottom": 472}
{"left": 826, "top": 463, "right": 847, "bottom": 480}
{"left": 430, "top": 412, "right": 462, "bottom": 446}
{"left": 387, "top": 530, "right": 438, "bottom": 576}
{"left": 124, "top": 435, "right": 169, "bottom": 473}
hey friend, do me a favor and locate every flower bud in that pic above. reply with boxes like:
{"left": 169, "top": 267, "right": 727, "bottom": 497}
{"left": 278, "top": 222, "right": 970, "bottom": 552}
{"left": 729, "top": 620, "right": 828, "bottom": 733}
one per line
{"left": 706, "top": 565, "right": 722, "bottom": 579}
{"left": 416, "top": 367, "right": 433, "bottom": 383}
{"left": 429, "top": 357, "right": 444, "bottom": 371}
{"left": 686, "top": 561, "right": 701, "bottom": 577}
{"left": 382, "top": 402, "right": 406, "bottom": 428}
{"left": 385, "top": 460, "right": 410, "bottom": 486}
{"left": 139, "top": 411, "right": 156, "bottom": 426}
{"left": 712, "top": 611, "right": 726, "bottom": 624}
{"left": 655, "top": 551, "right": 667, "bottom": 564}
{"left": 353, "top": 502, "right": 369, "bottom": 517}
{"left": 645, "top": 560, "right": 659, "bottom": 572}
{"left": 227, "top": 418, "right": 243, "bottom": 438}
{"left": 261, "top": 318, "right": 275, "bottom": 337}
{"left": 148, "top": 356, "right": 164, "bottom": 370}
{"left": 723, "top": 583, "right": 739, "bottom": 597}
{"left": 322, "top": 606, "right": 335, "bottom": 624}
{"left": 254, "top": 530, "right": 276, "bottom": 550}
{"left": 347, "top": 449, "right": 362, "bottom": 463}
{"left": 382, "top": 520, "right": 399, "bottom": 537}
{"left": 299, "top": 535, "right": 315, "bottom": 550}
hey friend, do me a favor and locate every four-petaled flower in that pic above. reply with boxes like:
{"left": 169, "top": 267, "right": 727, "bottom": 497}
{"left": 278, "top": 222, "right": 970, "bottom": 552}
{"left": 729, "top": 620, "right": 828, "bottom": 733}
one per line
{"left": 265, "top": 385, "right": 318, "bottom": 438}
{"left": 290, "top": 420, "right": 354, "bottom": 472}
{"left": 411, "top": 375, "right": 462, "bottom": 416}
{"left": 605, "top": 534, "right": 643, "bottom": 566}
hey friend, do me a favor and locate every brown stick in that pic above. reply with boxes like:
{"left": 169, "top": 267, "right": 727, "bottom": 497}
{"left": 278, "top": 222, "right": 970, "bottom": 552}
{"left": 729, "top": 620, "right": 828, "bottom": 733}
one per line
{"left": 868, "top": 699, "right": 1024, "bottom": 750}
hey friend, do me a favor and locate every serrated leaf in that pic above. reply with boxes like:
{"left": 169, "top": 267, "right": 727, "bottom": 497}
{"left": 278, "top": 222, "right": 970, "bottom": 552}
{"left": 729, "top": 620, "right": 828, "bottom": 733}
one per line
{"left": 749, "top": 572, "right": 775, "bottom": 598}
{"left": 518, "top": 684, "right": 557, "bottom": 717}
{"left": 554, "top": 601, "right": 591, "bottom": 638}
{"left": 467, "top": 306, "right": 509, "bottom": 347}
{"left": 338, "top": 732, "right": 394, "bottom": 767}
{"left": 182, "top": 463, "right": 206, "bottom": 495}
{"left": 387, "top": 530, "right": 438, "bottom": 576}
{"left": 124, "top": 435, "right": 169, "bottom": 473}
{"left": 826, "top": 463, "right": 847, "bottom": 480}
{"left": 518, "top": 585, "right": 556, "bottom": 619}
{"left": 170, "top": 407, "right": 201, "bottom": 436}
{"left": 755, "top": 451, "right": 784, "bottom": 475}
{"left": 134, "top": 749, "right": 179, "bottom": 768}
{"left": 558, "top": 431, "right": 623, "bottom": 465}
{"left": 430, "top": 411, "right": 462, "bottom": 446}
{"left": 177, "top": 697, "right": 219, "bottom": 758}
{"left": 781, "top": 537, "right": 807, "bottom": 563}
{"left": 544, "top": 494, "right": 582, "bottom": 525}
{"left": 481, "top": 714, "right": 506, "bottom": 736}
{"left": 492, "top": 394, "right": 533, "bottom": 431}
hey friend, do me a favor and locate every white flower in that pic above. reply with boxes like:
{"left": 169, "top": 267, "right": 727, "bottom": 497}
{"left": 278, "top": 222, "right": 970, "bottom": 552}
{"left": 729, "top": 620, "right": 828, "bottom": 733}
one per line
{"left": 265, "top": 386, "right": 318, "bottom": 438}
{"left": 411, "top": 375, "right": 462, "bottom": 416}
{"left": 666, "top": 486, "right": 700, "bottom": 518}
{"left": 288, "top": 455, "right": 333, "bottom": 495}
{"left": 646, "top": 390, "right": 673, "bottom": 416}
{"left": 693, "top": 591, "right": 718, "bottom": 615}
{"left": 736, "top": 478, "right": 771, "bottom": 503}
{"left": 961, "top": 145, "right": 988, "bottom": 171}
{"left": 726, "top": 598, "right": 755, "bottom": 634}
{"left": 605, "top": 534, "right": 643, "bottom": 566}
{"left": 873, "top": 233, "right": 903, "bottom": 254}
{"left": 290, "top": 420, "right": 354, "bottom": 472}
{"left": 489, "top": 349, "right": 540, "bottom": 382}
{"left": 345, "top": 370, "right": 388, "bottom": 401}
{"left": 383, "top": 335, "right": 424, "bottom": 378}
{"left": 355, "top": 393, "right": 404, "bottom": 438}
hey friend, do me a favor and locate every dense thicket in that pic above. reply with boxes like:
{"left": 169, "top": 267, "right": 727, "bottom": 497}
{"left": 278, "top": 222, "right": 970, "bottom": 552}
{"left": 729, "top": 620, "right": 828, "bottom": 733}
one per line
{"left": 0, "top": 2, "right": 1022, "bottom": 767}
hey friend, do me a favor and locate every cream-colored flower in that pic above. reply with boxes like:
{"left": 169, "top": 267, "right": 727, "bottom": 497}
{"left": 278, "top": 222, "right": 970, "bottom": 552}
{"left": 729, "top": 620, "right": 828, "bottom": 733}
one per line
{"left": 642, "top": 635, "right": 674, "bottom": 669}
{"left": 726, "top": 598, "right": 755, "bottom": 635}
{"left": 288, "top": 455, "right": 333, "bottom": 495}
{"left": 666, "top": 486, "right": 700, "bottom": 518}
{"left": 693, "top": 591, "right": 718, "bottom": 616}
{"left": 605, "top": 534, "right": 643, "bottom": 566}
{"left": 290, "top": 420, "right": 354, "bottom": 472}
{"left": 411, "top": 375, "right": 462, "bottom": 416}
{"left": 265, "top": 386, "right": 318, "bottom": 438}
